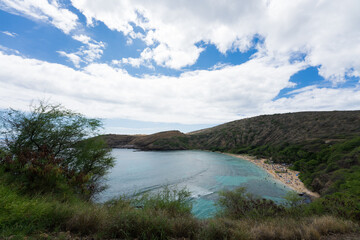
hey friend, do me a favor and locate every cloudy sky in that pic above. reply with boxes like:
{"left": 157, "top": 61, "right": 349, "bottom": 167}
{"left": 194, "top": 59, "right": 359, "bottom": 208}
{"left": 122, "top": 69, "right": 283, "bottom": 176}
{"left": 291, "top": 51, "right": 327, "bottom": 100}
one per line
{"left": 0, "top": 0, "right": 359, "bottom": 134}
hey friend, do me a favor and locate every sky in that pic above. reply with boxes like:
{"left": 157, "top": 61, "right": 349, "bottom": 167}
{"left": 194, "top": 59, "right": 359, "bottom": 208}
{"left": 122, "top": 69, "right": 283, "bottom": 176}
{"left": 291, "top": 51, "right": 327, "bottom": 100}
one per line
{"left": 0, "top": 0, "right": 360, "bottom": 134}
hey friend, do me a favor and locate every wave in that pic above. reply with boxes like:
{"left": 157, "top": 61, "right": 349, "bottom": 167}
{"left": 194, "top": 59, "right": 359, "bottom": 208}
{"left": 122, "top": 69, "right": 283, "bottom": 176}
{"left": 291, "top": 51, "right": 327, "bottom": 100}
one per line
{"left": 186, "top": 185, "right": 214, "bottom": 199}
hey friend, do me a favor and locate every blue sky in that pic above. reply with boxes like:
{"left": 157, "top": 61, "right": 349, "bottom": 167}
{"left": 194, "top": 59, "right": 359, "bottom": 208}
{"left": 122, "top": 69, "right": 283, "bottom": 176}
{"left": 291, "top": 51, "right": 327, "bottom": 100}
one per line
{"left": 0, "top": 0, "right": 359, "bottom": 134}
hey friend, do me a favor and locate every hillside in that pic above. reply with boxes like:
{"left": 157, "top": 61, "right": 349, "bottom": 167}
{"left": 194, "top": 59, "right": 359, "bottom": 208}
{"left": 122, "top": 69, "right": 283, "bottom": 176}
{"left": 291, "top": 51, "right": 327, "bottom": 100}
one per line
{"left": 101, "top": 130, "right": 187, "bottom": 150}
{"left": 188, "top": 111, "right": 360, "bottom": 150}
{"left": 103, "top": 111, "right": 360, "bottom": 151}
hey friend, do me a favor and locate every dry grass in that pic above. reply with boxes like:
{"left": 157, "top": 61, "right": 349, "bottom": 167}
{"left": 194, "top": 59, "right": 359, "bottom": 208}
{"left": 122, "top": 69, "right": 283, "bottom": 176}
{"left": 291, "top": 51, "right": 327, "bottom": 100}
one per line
{"left": 196, "top": 215, "right": 357, "bottom": 240}
{"left": 65, "top": 205, "right": 108, "bottom": 235}
{"left": 241, "top": 216, "right": 357, "bottom": 240}
{"left": 311, "top": 216, "right": 356, "bottom": 235}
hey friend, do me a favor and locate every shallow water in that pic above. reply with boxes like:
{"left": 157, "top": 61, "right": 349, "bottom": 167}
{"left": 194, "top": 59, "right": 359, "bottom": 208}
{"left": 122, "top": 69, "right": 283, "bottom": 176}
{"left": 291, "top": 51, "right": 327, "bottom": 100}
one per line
{"left": 98, "top": 149, "right": 293, "bottom": 218}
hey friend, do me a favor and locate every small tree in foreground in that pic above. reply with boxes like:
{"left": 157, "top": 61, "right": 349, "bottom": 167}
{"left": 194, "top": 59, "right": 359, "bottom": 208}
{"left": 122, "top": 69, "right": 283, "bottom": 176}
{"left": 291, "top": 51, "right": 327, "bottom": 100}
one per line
{"left": 0, "top": 102, "right": 114, "bottom": 199}
{"left": 217, "top": 187, "right": 286, "bottom": 219}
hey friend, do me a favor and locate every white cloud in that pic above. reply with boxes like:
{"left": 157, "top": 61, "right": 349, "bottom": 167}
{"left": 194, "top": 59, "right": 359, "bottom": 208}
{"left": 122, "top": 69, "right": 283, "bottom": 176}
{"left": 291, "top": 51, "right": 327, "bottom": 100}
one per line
{"left": 0, "top": 51, "right": 307, "bottom": 124}
{"left": 260, "top": 0, "right": 360, "bottom": 83}
{"left": 1, "top": 50, "right": 359, "bottom": 126}
{"left": 2, "top": 0, "right": 358, "bottom": 81}
{"left": 57, "top": 50, "right": 82, "bottom": 68}
{"left": 0, "top": 0, "right": 79, "bottom": 34}
{"left": 1, "top": 31, "right": 17, "bottom": 37}
{"left": 115, "top": 47, "right": 154, "bottom": 69}
{"left": 69, "top": 0, "right": 360, "bottom": 82}
{"left": 70, "top": 0, "right": 261, "bottom": 69}
{"left": 72, "top": 34, "right": 91, "bottom": 44}
{"left": 266, "top": 87, "right": 360, "bottom": 113}
{"left": 58, "top": 35, "right": 105, "bottom": 67}
{"left": 0, "top": 45, "right": 20, "bottom": 55}
{"left": 286, "top": 85, "right": 319, "bottom": 96}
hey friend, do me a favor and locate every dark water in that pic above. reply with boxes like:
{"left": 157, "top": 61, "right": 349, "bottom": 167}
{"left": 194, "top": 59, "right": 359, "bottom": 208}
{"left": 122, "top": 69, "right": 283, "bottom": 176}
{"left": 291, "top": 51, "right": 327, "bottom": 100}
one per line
{"left": 98, "top": 149, "right": 292, "bottom": 218}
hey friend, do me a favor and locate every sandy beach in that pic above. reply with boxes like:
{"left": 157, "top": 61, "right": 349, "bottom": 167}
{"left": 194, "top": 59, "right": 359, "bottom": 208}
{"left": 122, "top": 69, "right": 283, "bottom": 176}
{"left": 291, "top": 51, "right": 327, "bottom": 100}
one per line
{"left": 225, "top": 153, "right": 320, "bottom": 198}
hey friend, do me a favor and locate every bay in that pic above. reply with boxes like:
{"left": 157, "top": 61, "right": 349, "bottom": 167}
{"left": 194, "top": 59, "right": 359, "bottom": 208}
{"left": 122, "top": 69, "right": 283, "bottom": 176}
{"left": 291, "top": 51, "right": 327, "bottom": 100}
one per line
{"left": 98, "top": 149, "right": 293, "bottom": 218}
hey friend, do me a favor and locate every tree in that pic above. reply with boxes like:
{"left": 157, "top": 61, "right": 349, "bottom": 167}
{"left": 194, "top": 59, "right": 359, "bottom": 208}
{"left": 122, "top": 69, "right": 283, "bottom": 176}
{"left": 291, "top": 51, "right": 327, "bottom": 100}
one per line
{"left": 283, "top": 191, "right": 303, "bottom": 208}
{"left": 0, "top": 102, "right": 114, "bottom": 199}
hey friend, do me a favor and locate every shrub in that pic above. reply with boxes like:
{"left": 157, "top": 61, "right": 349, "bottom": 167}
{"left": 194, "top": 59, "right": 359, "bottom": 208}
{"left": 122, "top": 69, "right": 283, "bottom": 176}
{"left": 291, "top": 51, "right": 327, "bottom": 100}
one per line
{"left": 0, "top": 184, "right": 72, "bottom": 237}
{"left": 134, "top": 186, "right": 193, "bottom": 217}
{"left": 66, "top": 187, "right": 197, "bottom": 239}
{"left": 0, "top": 102, "right": 114, "bottom": 199}
{"left": 217, "top": 187, "right": 286, "bottom": 219}
{"left": 305, "top": 192, "right": 360, "bottom": 221}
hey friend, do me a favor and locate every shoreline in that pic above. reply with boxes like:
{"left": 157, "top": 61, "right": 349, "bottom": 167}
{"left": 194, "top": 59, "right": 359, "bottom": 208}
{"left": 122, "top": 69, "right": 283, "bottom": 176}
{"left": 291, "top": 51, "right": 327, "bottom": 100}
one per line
{"left": 224, "top": 153, "right": 320, "bottom": 199}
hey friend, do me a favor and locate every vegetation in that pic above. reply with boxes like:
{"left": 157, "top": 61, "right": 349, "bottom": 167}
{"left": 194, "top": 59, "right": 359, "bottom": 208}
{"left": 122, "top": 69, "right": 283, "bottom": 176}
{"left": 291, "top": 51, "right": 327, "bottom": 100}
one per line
{"left": 1, "top": 182, "right": 357, "bottom": 239}
{"left": 1, "top": 107, "right": 359, "bottom": 239}
{"left": 0, "top": 183, "right": 199, "bottom": 239}
{"left": 217, "top": 188, "right": 286, "bottom": 219}
{"left": 0, "top": 102, "right": 114, "bottom": 199}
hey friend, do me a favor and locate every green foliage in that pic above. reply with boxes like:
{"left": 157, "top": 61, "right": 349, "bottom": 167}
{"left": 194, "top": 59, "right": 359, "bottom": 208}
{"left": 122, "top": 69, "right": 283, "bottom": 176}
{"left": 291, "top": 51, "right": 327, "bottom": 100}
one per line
{"left": 217, "top": 187, "right": 286, "bottom": 219}
{"left": 0, "top": 102, "right": 114, "bottom": 199}
{"left": 283, "top": 191, "right": 303, "bottom": 208}
{"left": 305, "top": 192, "right": 360, "bottom": 221}
{"left": 0, "top": 184, "right": 72, "bottom": 237}
{"left": 1, "top": 102, "right": 99, "bottom": 157}
{"left": 0, "top": 182, "right": 358, "bottom": 239}
{"left": 134, "top": 187, "right": 193, "bottom": 217}
{"left": 0, "top": 150, "right": 75, "bottom": 199}
{"left": 0, "top": 184, "right": 198, "bottom": 239}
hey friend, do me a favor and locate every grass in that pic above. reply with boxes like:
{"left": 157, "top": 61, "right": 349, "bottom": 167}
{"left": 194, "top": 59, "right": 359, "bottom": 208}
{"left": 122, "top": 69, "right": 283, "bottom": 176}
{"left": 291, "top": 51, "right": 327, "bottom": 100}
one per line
{"left": 248, "top": 216, "right": 356, "bottom": 240}
{"left": 198, "top": 216, "right": 357, "bottom": 240}
{"left": 0, "top": 184, "right": 70, "bottom": 236}
{"left": 0, "top": 185, "right": 200, "bottom": 239}
{"left": 1, "top": 184, "right": 358, "bottom": 240}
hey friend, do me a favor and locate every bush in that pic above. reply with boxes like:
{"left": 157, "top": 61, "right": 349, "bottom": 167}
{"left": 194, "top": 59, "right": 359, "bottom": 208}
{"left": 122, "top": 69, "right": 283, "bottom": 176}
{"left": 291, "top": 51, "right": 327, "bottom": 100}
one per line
{"left": 305, "top": 192, "right": 360, "bottom": 221}
{"left": 217, "top": 187, "right": 286, "bottom": 219}
{"left": 0, "top": 184, "right": 72, "bottom": 237}
{"left": 134, "top": 186, "right": 193, "bottom": 217}
{"left": 0, "top": 102, "right": 114, "bottom": 199}
{"left": 66, "top": 187, "right": 197, "bottom": 240}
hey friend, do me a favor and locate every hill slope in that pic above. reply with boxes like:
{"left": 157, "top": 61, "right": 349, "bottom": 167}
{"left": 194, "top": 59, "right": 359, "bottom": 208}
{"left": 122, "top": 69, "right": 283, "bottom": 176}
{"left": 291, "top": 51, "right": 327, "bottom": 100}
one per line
{"left": 103, "top": 111, "right": 360, "bottom": 151}
{"left": 101, "top": 130, "right": 187, "bottom": 150}
{"left": 188, "top": 111, "right": 360, "bottom": 150}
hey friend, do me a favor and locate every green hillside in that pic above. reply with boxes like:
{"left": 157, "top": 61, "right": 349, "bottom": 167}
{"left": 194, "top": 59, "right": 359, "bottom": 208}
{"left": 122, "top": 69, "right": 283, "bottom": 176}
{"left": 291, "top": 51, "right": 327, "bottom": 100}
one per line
{"left": 103, "top": 111, "right": 360, "bottom": 152}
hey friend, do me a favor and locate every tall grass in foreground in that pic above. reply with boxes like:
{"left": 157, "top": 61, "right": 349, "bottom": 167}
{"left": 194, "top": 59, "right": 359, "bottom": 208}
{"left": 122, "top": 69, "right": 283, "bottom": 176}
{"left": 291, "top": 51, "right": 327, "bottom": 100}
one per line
{"left": 200, "top": 216, "right": 357, "bottom": 240}
{"left": 0, "top": 185, "right": 358, "bottom": 239}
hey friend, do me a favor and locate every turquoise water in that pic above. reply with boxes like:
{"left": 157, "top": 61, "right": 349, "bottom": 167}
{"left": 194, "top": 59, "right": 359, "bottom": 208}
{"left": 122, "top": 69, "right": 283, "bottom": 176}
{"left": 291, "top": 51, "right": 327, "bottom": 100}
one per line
{"left": 98, "top": 149, "right": 292, "bottom": 218}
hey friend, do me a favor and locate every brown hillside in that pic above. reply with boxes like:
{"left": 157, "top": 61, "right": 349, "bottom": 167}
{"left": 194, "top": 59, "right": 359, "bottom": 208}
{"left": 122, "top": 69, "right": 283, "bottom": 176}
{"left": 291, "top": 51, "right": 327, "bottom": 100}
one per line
{"left": 189, "top": 111, "right": 360, "bottom": 150}
{"left": 102, "top": 111, "right": 360, "bottom": 151}
{"left": 102, "top": 130, "right": 186, "bottom": 150}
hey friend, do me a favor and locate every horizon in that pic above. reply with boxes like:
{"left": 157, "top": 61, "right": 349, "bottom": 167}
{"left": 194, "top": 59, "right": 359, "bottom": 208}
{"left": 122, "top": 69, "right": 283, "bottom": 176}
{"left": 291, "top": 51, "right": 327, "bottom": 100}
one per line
{"left": 1, "top": 0, "right": 360, "bottom": 134}
{"left": 105, "top": 109, "right": 360, "bottom": 135}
